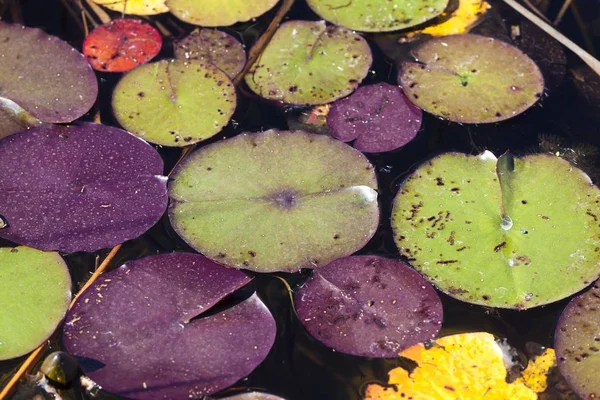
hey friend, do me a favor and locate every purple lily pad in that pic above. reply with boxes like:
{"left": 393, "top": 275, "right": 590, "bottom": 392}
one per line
{"left": 295, "top": 255, "right": 443, "bottom": 358}
{"left": 327, "top": 83, "right": 422, "bottom": 153}
{"left": 0, "top": 123, "right": 167, "bottom": 252}
{"left": 63, "top": 253, "right": 276, "bottom": 399}
{"left": 0, "top": 22, "right": 97, "bottom": 123}
{"left": 554, "top": 281, "right": 600, "bottom": 399}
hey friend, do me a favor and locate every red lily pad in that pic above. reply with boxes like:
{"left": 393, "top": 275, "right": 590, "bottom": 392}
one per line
{"left": 0, "top": 123, "right": 168, "bottom": 252}
{"left": 0, "top": 22, "right": 97, "bottom": 123}
{"left": 83, "top": 19, "right": 162, "bottom": 73}
{"left": 327, "top": 83, "right": 422, "bottom": 153}
{"left": 174, "top": 29, "right": 246, "bottom": 79}
{"left": 295, "top": 255, "right": 443, "bottom": 357}
{"left": 63, "top": 253, "right": 276, "bottom": 399}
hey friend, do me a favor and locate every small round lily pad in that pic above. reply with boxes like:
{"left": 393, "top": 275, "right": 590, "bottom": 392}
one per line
{"left": 112, "top": 60, "right": 236, "bottom": 146}
{"left": 399, "top": 34, "right": 544, "bottom": 123}
{"left": 306, "top": 0, "right": 449, "bottom": 32}
{"left": 0, "top": 22, "right": 97, "bottom": 123}
{"left": 92, "top": 0, "right": 168, "bottom": 15}
{"left": 295, "top": 255, "right": 443, "bottom": 357}
{"left": 174, "top": 29, "right": 246, "bottom": 79}
{"left": 167, "top": 0, "right": 279, "bottom": 27}
{"left": 245, "top": 20, "right": 372, "bottom": 105}
{"left": 327, "top": 82, "right": 422, "bottom": 153}
{"left": 168, "top": 130, "right": 379, "bottom": 273}
{"left": 555, "top": 281, "right": 600, "bottom": 399}
{"left": 391, "top": 151, "right": 600, "bottom": 309}
{"left": 83, "top": 19, "right": 162, "bottom": 73}
{"left": 0, "top": 246, "right": 71, "bottom": 360}
{"left": 63, "top": 253, "right": 275, "bottom": 399}
{"left": 0, "top": 123, "right": 168, "bottom": 253}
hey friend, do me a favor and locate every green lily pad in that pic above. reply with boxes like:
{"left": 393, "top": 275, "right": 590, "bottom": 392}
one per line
{"left": 391, "top": 151, "right": 600, "bottom": 309}
{"left": 112, "top": 60, "right": 236, "bottom": 147}
{"left": 555, "top": 281, "right": 600, "bottom": 399}
{"left": 174, "top": 29, "right": 246, "bottom": 79}
{"left": 0, "top": 246, "right": 71, "bottom": 360}
{"left": 0, "top": 97, "right": 41, "bottom": 140}
{"left": 306, "top": 0, "right": 449, "bottom": 32}
{"left": 167, "top": 0, "right": 279, "bottom": 27}
{"left": 245, "top": 20, "right": 372, "bottom": 105}
{"left": 168, "top": 130, "right": 379, "bottom": 273}
{"left": 399, "top": 34, "right": 544, "bottom": 123}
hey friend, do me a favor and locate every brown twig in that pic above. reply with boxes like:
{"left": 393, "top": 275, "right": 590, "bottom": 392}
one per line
{"left": 59, "top": 0, "right": 86, "bottom": 33}
{"left": 8, "top": 0, "right": 22, "bottom": 23}
{"left": 0, "top": 245, "right": 122, "bottom": 400}
{"left": 521, "top": 0, "right": 551, "bottom": 24}
{"left": 570, "top": 0, "right": 597, "bottom": 56}
{"left": 84, "top": 0, "right": 111, "bottom": 24}
{"left": 502, "top": 0, "right": 600, "bottom": 76}
{"left": 553, "top": 0, "right": 573, "bottom": 26}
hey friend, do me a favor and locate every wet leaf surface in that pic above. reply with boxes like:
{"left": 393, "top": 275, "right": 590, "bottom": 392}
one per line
{"left": 391, "top": 151, "right": 600, "bottom": 309}
{"left": 399, "top": 34, "right": 544, "bottom": 123}
{"left": 0, "top": 22, "right": 97, "bottom": 123}
{"left": 365, "top": 332, "right": 552, "bottom": 399}
{"left": 92, "top": 0, "right": 168, "bottom": 15}
{"left": 167, "top": 0, "right": 279, "bottom": 26}
{"left": 245, "top": 21, "right": 372, "bottom": 105}
{"left": 112, "top": 60, "right": 236, "bottom": 146}
{"left": 83, "top": 19, "right": 162, "bottom": 73}
{"left": 555, "top": 281, "right": 600, "bottom": 399}
{"left": 327, "top": 82, "right": 422, "bottom": 153}
{"left": 306, "top": 0, "right": 449, "bottom": 32}
{"left": 63, "top": 253, "right": 275, "bottom": 400}
{"left": 0, "top": 246, "right": 71, "bottom": 360}
{"left": 295, "top": 255, "right": 442, "bottom": 357}
{"left": 169, "top": 130, "right": 379, "bottom": 273}
{"left": 0, "top": 123, "right": 168, "bottom": 252}
{"left": 0, "top": 97, "right": 42, "bottom": 140}
{"left": 174, "top": 29, "right": 246, "bottom": 79}
{"left": 403, "top": 0, "right": 490, "bottom": 38}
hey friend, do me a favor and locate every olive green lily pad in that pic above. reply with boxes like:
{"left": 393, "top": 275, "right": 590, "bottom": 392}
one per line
{"left": 306, "top": 0, "right": 449, "bottom": 32}
{"left": 169, "top": 130, "right": 379, "bottom": 273}
{"left": 391, "top": 151, "right": 600, "bottom": 309}
{"left": 555, "top": 281, "right": 600, "bottom": 399}
{"left": 112, "top": 60, "right": 236, "bottom": 147}
{"left": 245, "top": 20, "right": 372, "bottom": 105}
{"left": 167, "top": 0, "right": 279, "bottom": 27}
{"left": 0, "top": 246, "right": 71, "bottom": 360}
{"left": 399, "top": 34, "right": 544, "bottom": 123}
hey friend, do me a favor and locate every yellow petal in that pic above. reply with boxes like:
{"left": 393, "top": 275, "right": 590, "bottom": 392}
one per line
{"left": 405, "top": 0, "right": 490, "bottom": 38}
{"left": 365, "top": 332, "right": 540, "bottom": 400}
{"left": 92, "top": 0, "right": 168, "bottom": 16}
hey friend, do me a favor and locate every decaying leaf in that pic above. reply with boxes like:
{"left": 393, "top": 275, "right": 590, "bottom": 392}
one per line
{"left": 403, "top": 0, "right": 490, "bottom": 39}
{"left": 365, "top": 332, "right": 556, "bottom": 400}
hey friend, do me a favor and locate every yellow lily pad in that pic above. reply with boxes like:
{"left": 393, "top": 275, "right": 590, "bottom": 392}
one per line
{"left": 92, "top": 0, "right": 168, "bottom": 16}
{"left": 405, "top": 0, "right": 490, "bottom": 38}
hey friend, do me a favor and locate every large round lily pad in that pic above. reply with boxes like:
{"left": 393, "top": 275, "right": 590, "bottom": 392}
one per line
{"left": 391, "top": 151, "right": 600, "bottom": 309}
{"left": 63, "top": 253, "right": 275, "bottom": 399}
{"left": 0, "top": 22, "right": 97, "bottom": 123}
{"left": 245, "top": 21, "right": 372, "bottom": 105}
{"left": 399, "top": 34, "right": 544, "bottom": 123}
{"left": 167, "top": 0, "right": 279, "bottom": 27}
{"left": 92, "top": 0, "right": 168, "bottom": 15}
{"left": 83, "top": 19, "right": 162, "bottom": 73}
{"left": 174, "top": 29, "right": 246, "bottom": 79}
{"left": 168, "top": 130, "right": 379, "bottom": 273}
{"left": 327, "top": 82, "right": 422, "bottom": 153}
{"left": 0, "top": 246, "right": 71, "bottom": 360}
{"left": 112, "top": 60, "right": 236, "bottom": 146}
{"left": 295, "top": 255, "right": 442, "bottom": 357}
{"left": 306, "top": 0, "right": 449, "bottom": 32}
{"left": 555, "top": 281, "right": 600, "bottom": 399}
{"left": 0, "top": 123, "right": 168, "bottom": 253}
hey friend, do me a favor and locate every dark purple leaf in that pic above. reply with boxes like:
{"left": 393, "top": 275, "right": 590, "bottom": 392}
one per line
{"left": 327, "top": 83, "right": 422, "bottom": 153}
{"left": 63, "top": 252, "right": 276, "bottom": 399}
{"left": 0, "top": 22, "right": 98, "bottom": 123}
{"left": 295, "top": 255, "right": 443, "bottom": 358}
{"left": 0, "top": 123, "right": 167, "bottom": 252}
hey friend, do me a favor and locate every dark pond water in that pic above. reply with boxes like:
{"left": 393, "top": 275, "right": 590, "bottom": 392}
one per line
{"left": 2, "top": 0, "right": 600, "bottom": 399}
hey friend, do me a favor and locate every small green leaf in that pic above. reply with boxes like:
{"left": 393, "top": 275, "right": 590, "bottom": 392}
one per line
{"left": 0, "top": 246, "right": 71, "bottom": 360}
{"left": 391, "top": 151, "right": 600, "bottom": 309}
{"left": 112, "top": 60, "right": 236, "bottom": 147}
